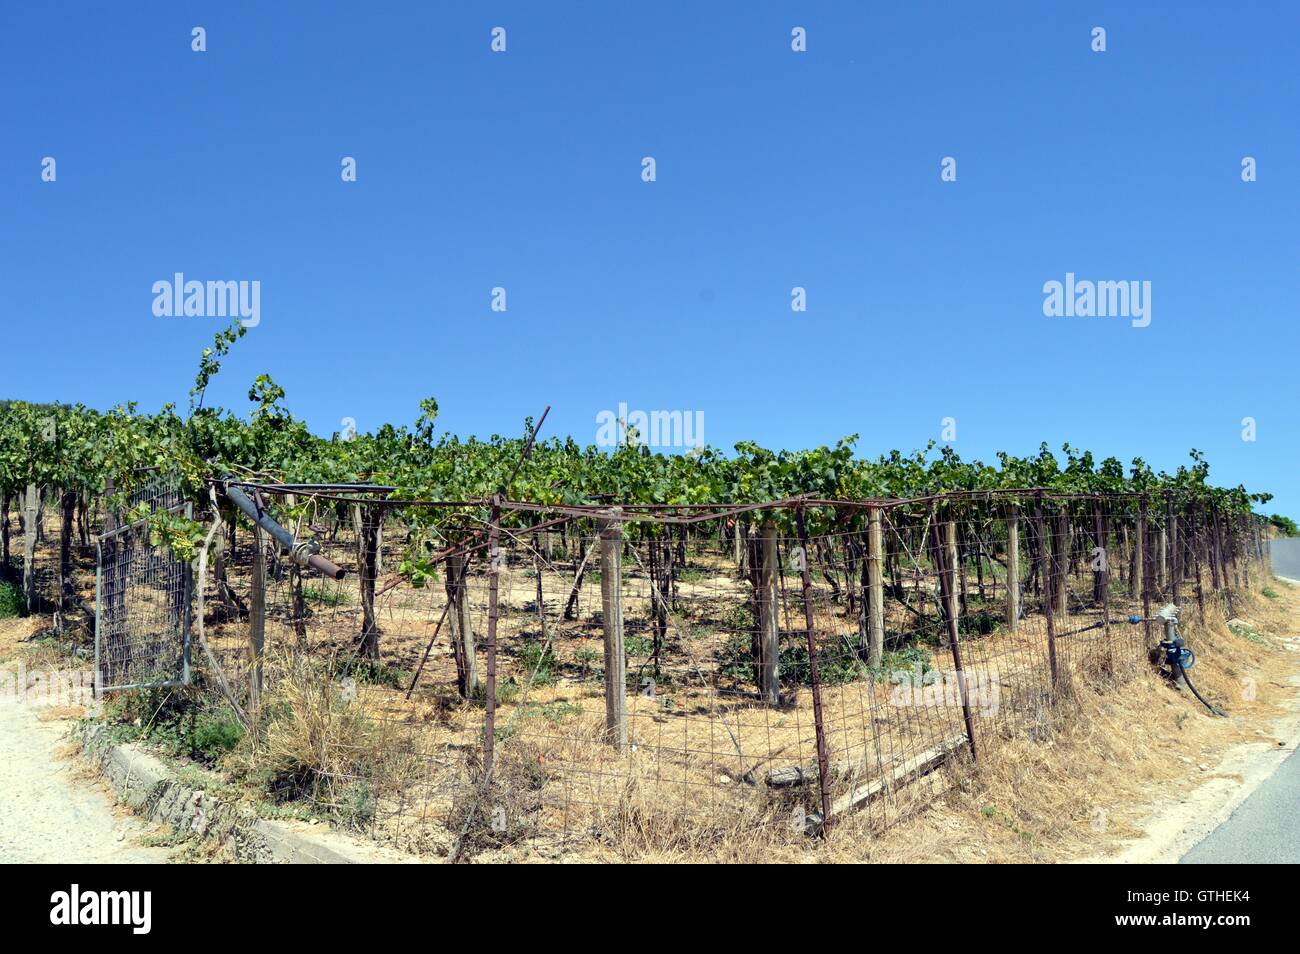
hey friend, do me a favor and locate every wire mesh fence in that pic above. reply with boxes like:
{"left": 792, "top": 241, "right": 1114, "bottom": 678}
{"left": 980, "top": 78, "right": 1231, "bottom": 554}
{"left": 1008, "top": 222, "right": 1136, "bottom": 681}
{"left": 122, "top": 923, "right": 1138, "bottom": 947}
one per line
{"left": 170, "top": 486, "right": 1269, "bottom": 859}
{"left": 94, "top": 469, "right": 192, "bottom": 691}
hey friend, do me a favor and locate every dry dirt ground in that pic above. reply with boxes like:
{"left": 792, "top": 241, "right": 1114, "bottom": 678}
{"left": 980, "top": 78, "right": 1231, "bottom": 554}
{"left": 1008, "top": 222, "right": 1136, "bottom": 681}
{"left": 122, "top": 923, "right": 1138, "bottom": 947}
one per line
{"left": 0, "top": 618, "right": 172, "bottom": 863}
{"left": 831, "top": 577, "right": 1300, "bottom": 865}
{"left": 3, "top": 571, "right": 1298, "bottom": 864}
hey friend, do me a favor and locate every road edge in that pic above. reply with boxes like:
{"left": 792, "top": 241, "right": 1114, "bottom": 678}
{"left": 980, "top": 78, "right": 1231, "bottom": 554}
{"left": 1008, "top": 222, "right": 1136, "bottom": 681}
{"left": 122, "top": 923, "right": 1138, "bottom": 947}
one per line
{"left": 1081, "top": 607, "right": 1300, "bottom": 864}
{"left": 77, "top": 723, "right": 415, "bottom": 864}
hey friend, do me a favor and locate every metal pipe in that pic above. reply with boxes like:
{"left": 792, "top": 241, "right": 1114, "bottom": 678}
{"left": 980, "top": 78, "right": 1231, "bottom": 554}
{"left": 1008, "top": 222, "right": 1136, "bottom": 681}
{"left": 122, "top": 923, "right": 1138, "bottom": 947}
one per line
{"left": 222, "top": 481, "right": 345, "bottom": 580}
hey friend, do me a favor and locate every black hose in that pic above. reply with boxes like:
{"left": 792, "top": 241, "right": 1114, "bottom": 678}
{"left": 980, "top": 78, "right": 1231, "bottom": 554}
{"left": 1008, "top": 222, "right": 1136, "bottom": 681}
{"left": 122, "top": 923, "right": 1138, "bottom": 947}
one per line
{"left": 1176, "top": 662, "right": 1227, "bottom": 717}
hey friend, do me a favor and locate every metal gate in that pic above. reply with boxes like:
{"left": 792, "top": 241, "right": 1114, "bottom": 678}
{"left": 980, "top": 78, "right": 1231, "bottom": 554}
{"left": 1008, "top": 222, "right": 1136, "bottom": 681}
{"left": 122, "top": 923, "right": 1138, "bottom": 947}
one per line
{"left": 94, "top": 472, "right": 192, "bottom": 693}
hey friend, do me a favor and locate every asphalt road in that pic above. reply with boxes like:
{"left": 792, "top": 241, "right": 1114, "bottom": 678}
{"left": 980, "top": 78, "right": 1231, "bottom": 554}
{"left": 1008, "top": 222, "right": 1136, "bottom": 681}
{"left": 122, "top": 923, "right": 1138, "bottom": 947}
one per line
{"left": 1181, "top": 743, "right": 1300, "bottom": 863}
{"left": 1180, "top": 540, "right": 1300, "bottom": 865}
{"left": 1270, "top": 538, "right": 1300, "bottom": 581}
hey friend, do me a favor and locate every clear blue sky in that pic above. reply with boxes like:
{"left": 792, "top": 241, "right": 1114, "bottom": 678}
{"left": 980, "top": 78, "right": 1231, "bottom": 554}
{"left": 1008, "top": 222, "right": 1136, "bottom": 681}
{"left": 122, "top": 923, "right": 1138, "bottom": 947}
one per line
{"left": 5, "top": 2, "right": 1297, "bottom": 514}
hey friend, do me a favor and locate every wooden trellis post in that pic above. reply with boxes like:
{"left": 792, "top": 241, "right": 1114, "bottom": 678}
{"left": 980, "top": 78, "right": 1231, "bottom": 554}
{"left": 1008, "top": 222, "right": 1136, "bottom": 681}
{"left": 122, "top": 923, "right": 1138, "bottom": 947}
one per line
{"left": 249, "top": 527, "right": 266, "bottom": 714}
{"left": 1005, "top": 508, "right": 1021, "bottom": 632}
{"left": 1093, "top": 500, "right": 1111, "bottom": 667}
{"left": 22, "top": 483, "right": 38, "bottom": 611}
{"left": 1139, "top": 497, "right": 1153, "bottom": 648}
{"left": 484, "top": 498, "right": 502, "bottom": 779}
{"left": 1167, "top": 497, "right": 1181, "bottom": 607}
{"left": 355, "top": 503, "right": 382, "bottom": 661}
{"left": 929, "top": 511, "right": 978, "bottom": 762}
{"left": 943, "top": 518, "right": 960, "bottom": 626}
{"left": 599, "top": 508, "right": 627, "bottom": 750}
{"left": 445, "top": 551, "right": 478, "bottom": 698}
{"left": 865, "top": 507, "right": 884, "bottom": 668}
{"left": 757, "top": 519, "right": 780, "bottom": 704}
{"left": 1035, "top": 497, "right": 1059, "bottom": 687}
{"left": 1158, "top": 525, "right": 1168, "bottom": 593}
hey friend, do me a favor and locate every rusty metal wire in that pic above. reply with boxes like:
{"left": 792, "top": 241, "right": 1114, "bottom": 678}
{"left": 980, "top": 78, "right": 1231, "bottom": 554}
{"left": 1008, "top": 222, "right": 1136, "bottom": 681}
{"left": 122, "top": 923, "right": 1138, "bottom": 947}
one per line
{"left": 156, "top": 488, "right": 1264, "bottom": 859}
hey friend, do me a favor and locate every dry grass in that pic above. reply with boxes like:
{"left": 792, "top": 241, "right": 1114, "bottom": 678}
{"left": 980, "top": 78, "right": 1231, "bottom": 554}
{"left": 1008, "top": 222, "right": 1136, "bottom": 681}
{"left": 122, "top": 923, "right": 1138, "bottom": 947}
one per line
{"left": 72, "top": 517, "right": 1300, "bottom": 863}
{"left": 466, "top": 581, "right": 1300, "bottom": 863}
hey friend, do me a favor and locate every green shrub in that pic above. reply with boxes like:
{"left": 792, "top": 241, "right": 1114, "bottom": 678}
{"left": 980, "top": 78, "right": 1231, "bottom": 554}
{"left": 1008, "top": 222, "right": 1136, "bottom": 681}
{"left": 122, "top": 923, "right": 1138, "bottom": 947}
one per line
{"left": 572, "top": 646, "right": 602, "bottom": 680}
{"left": 0, "top": 580, "right": 23, "bottom": 619}
{"left": 516, "top": 639, "right": 557, "bottom": 686}
{"left": 101, "top": 687, "right": 244, "bottom": 764}
{"left": 190, "top": 710, "right": 245, "bottom": 759}
{"left": 301, "top": 583, "right": 351, "bottom": 606}
{"left": 1268, "top": 514, "right": 1299, "bottom": 537}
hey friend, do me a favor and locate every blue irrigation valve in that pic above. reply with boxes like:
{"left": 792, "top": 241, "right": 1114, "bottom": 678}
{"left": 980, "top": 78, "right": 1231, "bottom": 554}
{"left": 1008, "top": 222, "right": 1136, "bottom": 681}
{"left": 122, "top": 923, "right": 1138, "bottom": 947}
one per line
{"left": 1128, "top": 614, "right": 1142, "bottom": 625}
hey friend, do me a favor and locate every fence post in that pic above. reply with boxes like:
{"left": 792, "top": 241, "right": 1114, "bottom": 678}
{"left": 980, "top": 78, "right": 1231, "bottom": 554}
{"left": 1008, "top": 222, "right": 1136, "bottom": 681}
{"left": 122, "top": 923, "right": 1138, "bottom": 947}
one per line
{"left": 93, "top": 534, "right": 104, "bottom": 702}
{"left": 1167, "top": 496, "right": 1180, "bottom": 607}
{"left": 1054, "top": 509, "right": 1070, "bottom": 618}
{"left": 1128, "top": 513, "right": 1142, "bottom": 600}
{"left": 180, "top": 500, "right": 194, "bottom": 686}
{"left": 1006, "top": 507, "right": 1021, "bottom": 632}
{"left": 1093, "top": 499, "right": 1111, "bottom": 668}
{"left": 1157, "top": 525, "right": 1168, "bottom": 594}
{"left": 1139, "top": 496, "right": 1153, "bottom": 648}
{"left": 249, "top": 527, "right": 266, "bottom": 715}
{"left": 865, "top": 507, "right": 885, "bottom": 667}
{"left": 757, "top": 519, "right": 781, "bottom": 704}
{"left": 929, "top": 508, "right": 979, "bottom": 762}
{"left": 1, "top": 489, "right": 9, "bottom": 572}
{"left": 445, "top": 551, "right": 479, "bottom": 698}
{"left": 1035, "top": 496, "right": 1059, "bottom": 688}
{"left": 355, "top": 503, "right": 381, "bottom": 660}
{"left": 944, "top": 518, "right": 960, "bottom": 625}
{"left": 483, "top": 497, "right": 502, "bottom": 779}
{"left": 599, "top": 507, "right": 627, "bottom": 750}
{"left": 794, "top": 506, "right": 835, "bottom": 833}
{"left": 22, "top": 483, "right": 38, "bottom": 611}
{"left": 1193, "top": 506, "right": 1206, "bottom": 618}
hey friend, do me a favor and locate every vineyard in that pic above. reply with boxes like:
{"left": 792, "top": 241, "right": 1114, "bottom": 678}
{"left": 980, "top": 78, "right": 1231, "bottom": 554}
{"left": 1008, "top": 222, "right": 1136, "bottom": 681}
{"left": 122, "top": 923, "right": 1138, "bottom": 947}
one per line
{"left": 0, "top": 330, "right": 1281, "bottom": 861}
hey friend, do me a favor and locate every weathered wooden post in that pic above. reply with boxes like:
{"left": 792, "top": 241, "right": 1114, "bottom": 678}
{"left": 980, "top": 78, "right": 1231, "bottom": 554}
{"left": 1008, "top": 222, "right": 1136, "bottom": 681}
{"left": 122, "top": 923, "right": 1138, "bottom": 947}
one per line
{"left": 1054, "top": 510, "right": 1070, "bottom": 618}
{"left": 944, "top": 518, "right": 960, "bottom": 626}
{"left": 794, "top": 506, "right": 835, "bottom": 832}
{"left": 1157, "top": 525, "right": 1168, "bottom": 594}
{"left": 599, "top": 508, "right": 627, "bottom": 750}
{"left": 484, "top": 497, "right": 502, "bottom": 779}
{"left": 22, "top": 483, "right": 38, "bottom": 611}
{"left": 929, "top": 510, "right": 978, "bottom": 762}
{"left": 1005, "top": 507, "right": 1021, "bottom": 632}
{"left": 445, "top": 551, "right": 479, "bottom": 698}
{"left": 355, "top": 503, "right": 381, "bottom": 660}
{"left": 1192, "top": 506, "right": 1206, "bottom": 618}
{"left": 757, "top": 519, "right": 780, "bottom": 704}
{"left": 1168, "top": 498, "right": 1181, "bottom": 607}
{"left": 249, "top": 527, "right": 266, "bottom": 714}
{"left": 1127, "top": 517, "right": 1142, "bottom": 600}
{"left": 0, "top": 490, "right": 10, "bottom": 571}
{"left": 1035, "top": 497, "right": 1059, "bottom": 688}
{"left": 58, "top": 487, "right": 76, "bottom": 621}
{"left": 1093, "top": 500, "right": 1111, "bottom": 669}
{"left": 865, "top": 507, "right": 885, "bottom": 667}
{"left": 1139, "top": 497, "right": 1153, "bottom": 649}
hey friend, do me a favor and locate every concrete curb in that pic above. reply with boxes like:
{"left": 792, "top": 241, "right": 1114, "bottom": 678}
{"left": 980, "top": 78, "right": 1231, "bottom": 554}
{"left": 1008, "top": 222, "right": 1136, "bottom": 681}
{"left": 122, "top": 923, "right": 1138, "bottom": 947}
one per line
{"left": 78, "top": 724, "right": 413, "bottom": 864}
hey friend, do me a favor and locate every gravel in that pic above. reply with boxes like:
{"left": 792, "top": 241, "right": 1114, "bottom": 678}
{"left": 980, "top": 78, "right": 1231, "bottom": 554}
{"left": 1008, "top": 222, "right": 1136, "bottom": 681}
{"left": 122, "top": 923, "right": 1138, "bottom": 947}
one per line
{"left": 0, "top": 702, "right": 170, "bottom": 863}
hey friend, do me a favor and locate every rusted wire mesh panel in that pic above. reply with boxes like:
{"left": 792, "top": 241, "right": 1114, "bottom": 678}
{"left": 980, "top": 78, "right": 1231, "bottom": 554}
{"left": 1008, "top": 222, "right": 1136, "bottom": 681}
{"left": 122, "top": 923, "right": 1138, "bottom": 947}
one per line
{"left": 195, "top": 488, "right": 1267, "bottom": 859}
{"left": 95, "top": 469, "right": 190, "bottom": 691}
{"left": 96, "top": 519, "right": 190, "bottom": 690}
